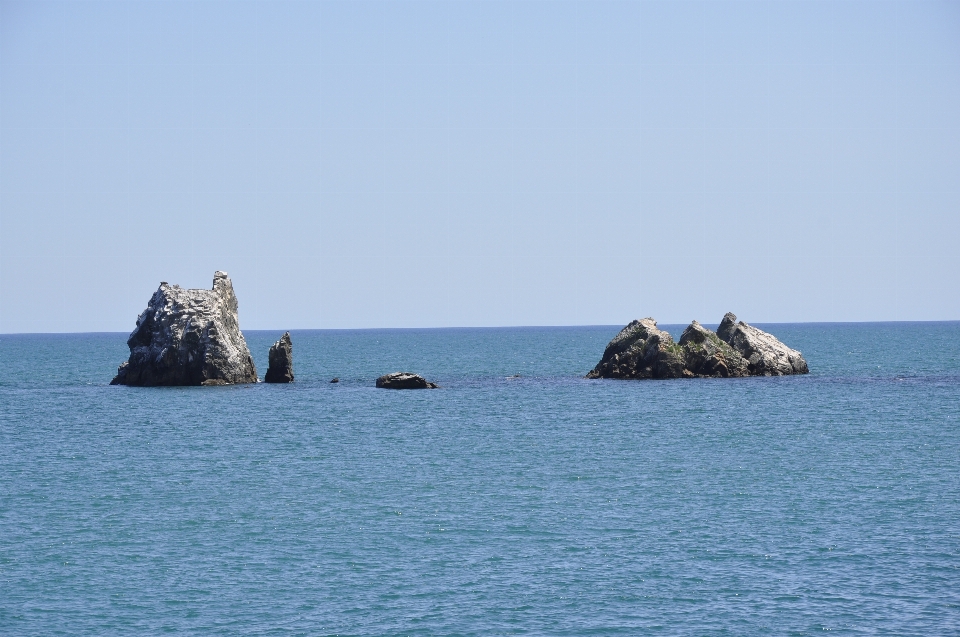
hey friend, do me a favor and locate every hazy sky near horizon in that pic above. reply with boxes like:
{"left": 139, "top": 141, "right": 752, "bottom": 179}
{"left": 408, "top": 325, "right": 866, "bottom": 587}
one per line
{"left": 1, "top": 0, "right": 958, "bottom": 333}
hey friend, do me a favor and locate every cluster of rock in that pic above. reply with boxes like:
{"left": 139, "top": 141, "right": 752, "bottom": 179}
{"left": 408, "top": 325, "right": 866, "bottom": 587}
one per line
{"left": 586, "top": 312, "right": 808, "bottom": 380}
{"left": 110, "top": 271, "right": 442, "bottom": 388}
{"left": 110, "top": 272, "right": 294, "bottom": 386}
{"left": 110, "top": 274, "right": 805, "bottom": 387}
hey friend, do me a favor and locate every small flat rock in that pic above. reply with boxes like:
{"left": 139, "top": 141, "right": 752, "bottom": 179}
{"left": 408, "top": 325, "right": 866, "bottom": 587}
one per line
{"left": 375, "top": 372, "right": 439, "bottom": 389}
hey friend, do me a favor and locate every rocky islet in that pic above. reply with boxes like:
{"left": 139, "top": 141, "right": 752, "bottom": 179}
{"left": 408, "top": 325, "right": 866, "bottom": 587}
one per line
{"left": 111, "top": 272, "right": 258, "bottom": 386}
{"left": 111, "top": 274, "right": 806, "bottom": 386}
{"left": 586, "top": 312, "right": 808, "bottom": 380}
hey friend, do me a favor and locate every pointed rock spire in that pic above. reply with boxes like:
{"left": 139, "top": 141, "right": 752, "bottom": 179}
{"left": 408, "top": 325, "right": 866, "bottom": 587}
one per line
{"left": 264, "top": 332, "right": 294, "bottom": 383}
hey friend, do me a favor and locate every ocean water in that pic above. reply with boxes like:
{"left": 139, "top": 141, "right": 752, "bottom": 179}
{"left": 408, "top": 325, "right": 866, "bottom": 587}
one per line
{"left": 1, "top": 322, "right": 959, "bottom": 635}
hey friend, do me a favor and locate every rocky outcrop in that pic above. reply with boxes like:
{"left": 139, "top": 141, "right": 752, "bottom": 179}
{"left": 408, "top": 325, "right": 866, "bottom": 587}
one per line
{"left": 587, "top": 313, "right": 808, "bottom": 379}
{"left": 678, "top": 320, "right": 750, "bottom": 378}
{"left": 717, "top": 312, "right": 809, "bottom": 376}
{"left": 716, "top": 312, "right": 738, "bottom": 343}
{"left": 264, "top": 332, "right": 294, "bottom": 383}
{"left": 584, "top": 318, "right": 686, "bottom": 379}
{"left": 111, "top": 271, "right": 258, "bottom": 386}
{"left": 375, "top": 372, "right": 439, "bottom": 389}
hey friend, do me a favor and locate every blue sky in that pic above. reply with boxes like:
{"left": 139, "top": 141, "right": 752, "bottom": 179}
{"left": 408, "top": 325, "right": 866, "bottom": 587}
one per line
{"left": 1, "top": 0, "right": 958, "bottom": 333}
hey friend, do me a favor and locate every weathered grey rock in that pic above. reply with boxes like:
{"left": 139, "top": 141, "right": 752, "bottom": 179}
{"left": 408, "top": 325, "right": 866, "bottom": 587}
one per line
{"left": 587, "top": 313, "right": 808, "bottom": 380}
{"left": 585, "top": 318, "right": 686, "bottom": 379}
{"left": 375, "top": 372, "right": 439, "bottom": 389}
{"left": 678, "top": 320, "right": 749, "bottom": 378}
{"left": 264, "top": 332, "right": 294, "bottom": 383}
{"left": 110, "top": 271, "right": 258, "bottom": 386}
{"left": 716, "top": 313, "right": 809, "bottom": 376}
{"left": 717, "top": 312, "right": 738, "bottom": 343}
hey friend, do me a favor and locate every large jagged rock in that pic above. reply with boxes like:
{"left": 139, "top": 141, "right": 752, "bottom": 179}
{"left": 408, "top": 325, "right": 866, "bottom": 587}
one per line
{"left": 264, "top": 332, "right": 294, "bottom": 383}
{"left": 678, "top": 320, "right": 750, "bottom": 378}
{"left": 716, "top": 312, "right": 809, "bottom": 376}
{"left": 110, "top": 271, "right": 258, "bottom": 386}
{"left": 375, "top": 372, "right": 439, "bottom": 389}
{"left": 585, "top": 318, "right": 686, "bottom": 379}
{"left": 587, "top": 313, "right": 808, "bottom": 380}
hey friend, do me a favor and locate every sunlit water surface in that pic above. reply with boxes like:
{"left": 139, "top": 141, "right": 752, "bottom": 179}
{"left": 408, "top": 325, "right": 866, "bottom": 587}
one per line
{"left": 1, "top": 323, "right": 959, "bottom": 635}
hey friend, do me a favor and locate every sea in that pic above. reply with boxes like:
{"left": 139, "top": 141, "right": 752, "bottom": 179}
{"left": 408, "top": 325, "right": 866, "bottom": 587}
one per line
{"left": 1, "top": 322, "right": 958, "bottom": 635}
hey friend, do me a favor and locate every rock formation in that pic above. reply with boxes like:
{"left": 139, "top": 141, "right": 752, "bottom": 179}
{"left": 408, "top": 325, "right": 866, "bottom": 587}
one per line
{"left": 717, "top": 312, "right": 809, "bottom": 376}
{"left": 375, "top": 372, "right": 439, "bottom": 389}
{"left": 584, "top": 318, "right": 685, "bottom": 379}
{"left": 677, "top": 320, "right": 750, "bottom": 378}
{"left": 264, "top": 332, "right": 294, "bottom": 383}
{"left": 587, "top": 313, "right": 808, "bottom": 380}
{"left": 111, "top": 271, "right": 258, "bottom": 386}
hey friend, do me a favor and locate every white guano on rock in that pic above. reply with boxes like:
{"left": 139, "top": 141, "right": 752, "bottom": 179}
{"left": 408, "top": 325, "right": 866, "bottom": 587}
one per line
{"left": 111, "top": 271, "right": 258, "bottom": 386}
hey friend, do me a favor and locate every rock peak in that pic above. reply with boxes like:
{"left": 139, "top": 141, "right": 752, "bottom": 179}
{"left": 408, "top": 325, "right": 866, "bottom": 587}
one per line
{"left": 264, "top": 332, "right": 294, "bottom": 383}
{"left": 717, "top": 312, "right": 738, "bottom": 343}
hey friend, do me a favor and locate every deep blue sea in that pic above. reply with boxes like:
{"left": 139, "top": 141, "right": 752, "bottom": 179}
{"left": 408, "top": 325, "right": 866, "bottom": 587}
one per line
{"left": 1, "top": 323, "right": 959, "bottom": 635}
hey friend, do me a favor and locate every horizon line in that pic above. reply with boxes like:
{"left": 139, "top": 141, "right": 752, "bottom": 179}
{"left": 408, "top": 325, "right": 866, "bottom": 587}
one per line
{"left": 2, "top": 318, "right": 959, "bottom": 337}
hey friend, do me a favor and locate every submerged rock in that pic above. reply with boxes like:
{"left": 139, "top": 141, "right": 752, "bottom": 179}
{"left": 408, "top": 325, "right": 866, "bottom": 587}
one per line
{"left": 584, "top": 318, "right": 686, "bottom": 379}
{"left": 716, "top": 313, "right": 809, "bottom": 376}
{"left": 375, "top": 372, "right": 439, "bottom": 389}
{"left": 587, "top": 313, "right": 808, "bottom": 380}
{"left": 110, "top": 271, "right": 258, "bottom": 386}
{"left": 264, "top": 332, "right": 294, "bottom": 383}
